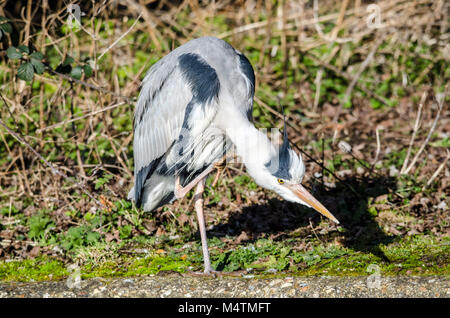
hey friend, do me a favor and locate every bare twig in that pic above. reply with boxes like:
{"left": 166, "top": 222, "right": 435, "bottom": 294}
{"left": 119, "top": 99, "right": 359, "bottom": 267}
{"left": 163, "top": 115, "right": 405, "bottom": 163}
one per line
{"left": 46, "top": 67, "right": 136, "bottom": 103}
{"left": 36, "top": 101, "right": 126, "bottom": 133}
{"left": 339, "top": 37, "right": 384, "bottom": 114}
{"left": 313, "top": 0, "right": 353, "bottom": 44}
{"left": 305, "top": 52, "right": 391, "bottom": 108}
{"left": 423, "top": 149, "right": 450, "bottom": 190}
{"left": 218, "top": 4, "right": 362, "bottom": 39}
{"left": 403, "top": 91, "right": 446, "bottom": 174}
{"left": 124, "top": 0, "right": 163, "bottom": 51}
{"left": 400, "top": 91, "right": 427, "bottom": 174}
{"left": 313, "top": 68, "right": 323, "bottom": 112}
{"left": 97, "top": 13, "right": 142, "bottom": 61}
{"left": 372, "top": 125, "right": 383, "bottom": 166}
{"left": 0, "top": 118, "right": 104, "bottom": 208}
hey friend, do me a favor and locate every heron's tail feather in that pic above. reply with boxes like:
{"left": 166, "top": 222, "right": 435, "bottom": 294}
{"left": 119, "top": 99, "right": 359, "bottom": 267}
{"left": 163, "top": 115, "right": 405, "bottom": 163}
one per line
{"left": 138, "top": 174, "right": 176, "bottom": 212}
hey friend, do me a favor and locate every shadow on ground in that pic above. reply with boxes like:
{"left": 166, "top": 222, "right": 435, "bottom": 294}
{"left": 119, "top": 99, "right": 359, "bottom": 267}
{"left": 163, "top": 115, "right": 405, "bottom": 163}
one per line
{"left": 209, "top": 174, "right": 399, "bottom": 261}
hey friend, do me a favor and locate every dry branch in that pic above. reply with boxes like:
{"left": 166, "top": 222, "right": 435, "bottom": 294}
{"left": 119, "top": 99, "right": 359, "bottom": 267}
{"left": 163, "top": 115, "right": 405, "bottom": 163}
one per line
{"left": 403, "top": 91, "right": 446, "bottom": 175}
{"left": 36, "top": 101, "right": 126, "bottom": 133}
{"left": 0, "top": 118, "right": 105, "bottom": 209}
{"left": 400, "top": 91, "right": 427, "bottom": 174}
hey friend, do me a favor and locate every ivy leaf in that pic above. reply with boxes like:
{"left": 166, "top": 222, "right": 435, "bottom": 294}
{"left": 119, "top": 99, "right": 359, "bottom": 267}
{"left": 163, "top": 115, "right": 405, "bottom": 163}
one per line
{"left": 29, "top": 51, "right": 45, "bottom": 74}
{"left": 0, "top": 23, "right": 12, "bottom": 34}
{"left": 62, "top": 56, "right": 74, "bottom": 66}
{"left": 70, "top": 66, "right": 83, "bottom": 79}
{"left": 30, "top": 58, "right": 45, "bottom": 74}
{"left": 17, "top": 62, "right": 34, "bottom": 81}
{"left": 83, "top": 64, "right": 93, "bottom": 78}
{"left": 6, "top": 46, "right": 22, "bottom": 60}
{"left": 0, "top": 17, "right": 12, "bottom": 34}
{"left": 30, "top": 51, "right": 44, "bottom": 60}
{"left": 17, "top": 45, "right": 30, "bottom": 54}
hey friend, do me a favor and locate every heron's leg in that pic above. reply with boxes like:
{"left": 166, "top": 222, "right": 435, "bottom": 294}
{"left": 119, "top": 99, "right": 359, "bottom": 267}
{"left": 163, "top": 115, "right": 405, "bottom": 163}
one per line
{"left": 194, "top": 177, "right": 212, "bottom": 273}
{"left": 174, "top": 165, "right": 214, "bottom": 199}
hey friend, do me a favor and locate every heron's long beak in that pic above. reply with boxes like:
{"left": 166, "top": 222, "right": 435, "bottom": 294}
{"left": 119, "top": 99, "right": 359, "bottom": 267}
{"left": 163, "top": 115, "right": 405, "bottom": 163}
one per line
{"left": 288, "top": 184, "right": 339, "bottom": 224}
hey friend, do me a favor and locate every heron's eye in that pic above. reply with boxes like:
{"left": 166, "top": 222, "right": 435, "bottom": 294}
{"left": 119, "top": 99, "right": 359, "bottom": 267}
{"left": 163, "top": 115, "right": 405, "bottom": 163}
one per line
{"left": 277, "top": 179, "right": 285, "bottom": 184}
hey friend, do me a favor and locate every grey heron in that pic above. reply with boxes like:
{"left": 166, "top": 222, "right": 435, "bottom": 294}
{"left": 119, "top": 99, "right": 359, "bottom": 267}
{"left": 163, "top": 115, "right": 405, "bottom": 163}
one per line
{"left": 128, "top": 37, "right": 339, "bottom": 273}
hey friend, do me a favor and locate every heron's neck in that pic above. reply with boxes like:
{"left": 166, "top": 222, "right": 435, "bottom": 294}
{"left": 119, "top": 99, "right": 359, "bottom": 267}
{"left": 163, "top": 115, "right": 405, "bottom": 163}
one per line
{"left": 226, "top": 121, "right": 275, "bottom": 170}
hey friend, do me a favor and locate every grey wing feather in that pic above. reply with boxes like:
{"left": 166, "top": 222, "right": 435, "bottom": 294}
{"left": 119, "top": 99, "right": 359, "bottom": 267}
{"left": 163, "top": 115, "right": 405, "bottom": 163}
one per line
{"left": 131, "top": 49, "right": 222, "bottom": 205}
{"left": 133, "top": 59, "right": 191, "bottom": 177}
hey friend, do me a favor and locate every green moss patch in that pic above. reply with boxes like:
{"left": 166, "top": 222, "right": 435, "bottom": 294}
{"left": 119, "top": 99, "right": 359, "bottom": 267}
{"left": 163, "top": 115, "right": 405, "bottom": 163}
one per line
{"left": 1, "top": 235, "right": 447, "bottom": 282}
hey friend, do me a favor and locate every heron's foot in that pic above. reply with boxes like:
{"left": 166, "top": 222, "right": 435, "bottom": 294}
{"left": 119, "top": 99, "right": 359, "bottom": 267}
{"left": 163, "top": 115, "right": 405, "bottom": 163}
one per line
{"left": 211, "top": 158, "right": 226, "bottom": 187}
{"left": 174, "top": 166, "right": 214, "bottom": 199}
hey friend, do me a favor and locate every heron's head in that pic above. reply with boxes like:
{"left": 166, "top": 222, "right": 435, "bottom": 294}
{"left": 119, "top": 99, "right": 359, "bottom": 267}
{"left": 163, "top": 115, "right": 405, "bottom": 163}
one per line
{"left": 248, "top": 124, "right": 339, "bottom": 224}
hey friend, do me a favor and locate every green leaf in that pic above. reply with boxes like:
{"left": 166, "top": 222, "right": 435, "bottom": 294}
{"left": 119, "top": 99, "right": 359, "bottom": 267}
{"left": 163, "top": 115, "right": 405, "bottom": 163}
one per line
{"left": 70, "top": 66, "right": 83, "bottom": 79}
{"left": 17, "top": 62, "right": 34, "bottom": 81}
{"left": 370, "top": 98, "right": 382, "bottom": 109}
{"left": 86, "top": 231, "right": 100, "bottom": 245}
{"left": 28, "top": 214, "right": 55, "bottom": 241}
{"left": 6, "top": 46, "right": 22, "bottom": 60}
{"left": 30, "top": 51, "right": 44, "bottom": 60}
{"left": 119, "top": 225, "right": 133, "bottom": 239}
{"left": 30, "top": 58, "right": 45, "bottom": 74}
{"left": 387, "top": 99, "right": 398, "bottom": 107}
{"left": 17, "top": 45, "right": 30, "bottom": 54}
{"left": 0, "top": 21, "right": 12, "bottom": 33}
{"left": 83, "top": 64, "right": 93, "bottom": 78}
{"left": 62, "top": 56, "right": 74, "bottom": 66}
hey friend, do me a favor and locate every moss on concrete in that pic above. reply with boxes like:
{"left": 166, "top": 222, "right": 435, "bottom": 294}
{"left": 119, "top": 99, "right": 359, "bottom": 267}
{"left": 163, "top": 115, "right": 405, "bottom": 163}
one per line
{"left": 1, "top": 235, "right": 447, "bottom": 282}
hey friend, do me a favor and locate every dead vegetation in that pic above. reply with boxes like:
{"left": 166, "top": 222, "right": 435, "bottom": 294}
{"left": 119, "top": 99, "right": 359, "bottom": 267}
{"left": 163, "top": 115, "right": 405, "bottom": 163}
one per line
{"left": 0, "top": 0, "right": 448, "bottom": 269}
